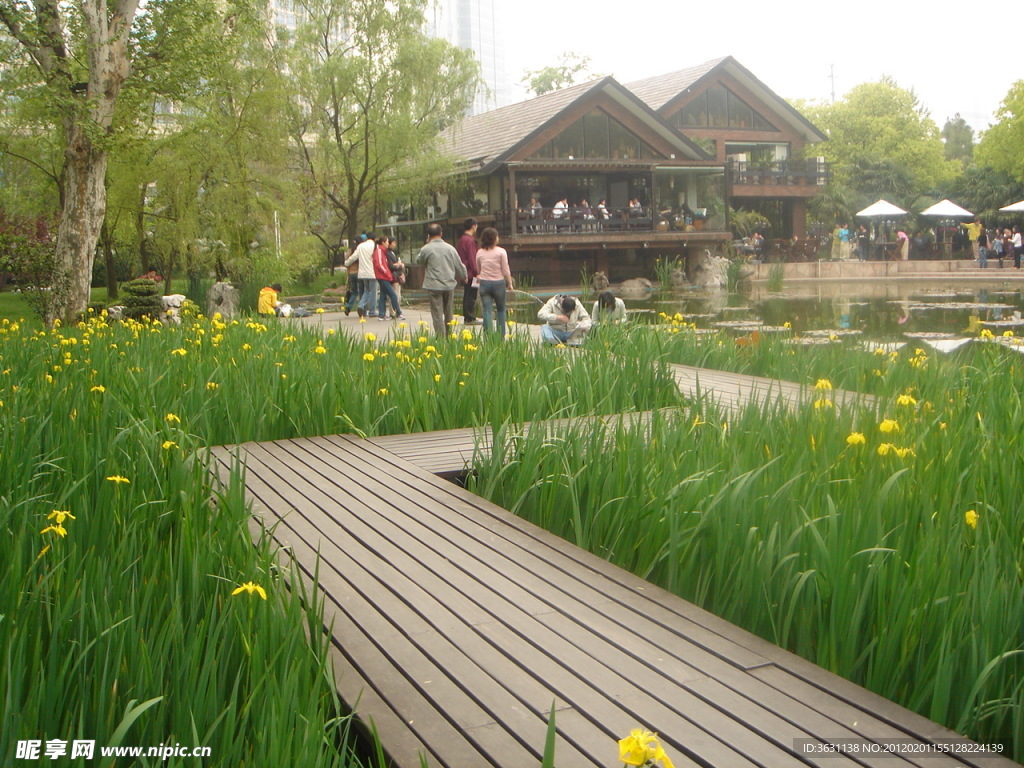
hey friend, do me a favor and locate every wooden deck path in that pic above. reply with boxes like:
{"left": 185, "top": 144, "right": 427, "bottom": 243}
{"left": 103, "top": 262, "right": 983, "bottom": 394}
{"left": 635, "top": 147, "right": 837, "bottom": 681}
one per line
{"left": 210, "top": 433, "right": 1013, "bottom": 768}
{"left": 366, "top": 367, "right": 876, "bottom": 478}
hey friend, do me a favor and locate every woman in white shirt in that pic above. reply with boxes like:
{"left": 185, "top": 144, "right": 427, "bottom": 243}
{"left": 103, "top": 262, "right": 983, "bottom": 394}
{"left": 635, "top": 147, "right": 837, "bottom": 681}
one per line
{"left": 591, "top": 291, "right": 626, "bottom": 324}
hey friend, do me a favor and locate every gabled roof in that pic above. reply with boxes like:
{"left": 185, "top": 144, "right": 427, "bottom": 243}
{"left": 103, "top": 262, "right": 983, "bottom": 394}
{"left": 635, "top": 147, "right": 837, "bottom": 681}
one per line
{"left": 439, "top": 77, "right": 711, "bottom": 174}
{"left": 625, "top": 56, "right": 828, "bottom": 144}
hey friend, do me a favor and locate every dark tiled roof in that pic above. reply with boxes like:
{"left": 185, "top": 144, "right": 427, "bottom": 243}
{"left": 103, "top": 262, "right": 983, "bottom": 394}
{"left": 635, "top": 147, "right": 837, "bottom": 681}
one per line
{"left": 439, "top": 78, "right": 611, "bottom": 170}
{"left": 623, "top": 57, "right": 728, "bottom": 111}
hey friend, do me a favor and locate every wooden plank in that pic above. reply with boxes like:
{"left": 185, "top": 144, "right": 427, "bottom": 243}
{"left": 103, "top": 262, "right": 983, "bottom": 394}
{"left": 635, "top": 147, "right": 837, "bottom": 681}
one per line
{"left": 307, "top": 435, "right": 1005, "bottom": 766}
{"left": 267, "top": 437, "right": 769, "bottom": 768}
{"left": 223, "top": 446, "right": 575, "bottom": 767}
{"left": 287, "top": 436, "right": 850, "bottom": 768}
{"left": 212, "top": 429, "right": 1007, "bottom": 768}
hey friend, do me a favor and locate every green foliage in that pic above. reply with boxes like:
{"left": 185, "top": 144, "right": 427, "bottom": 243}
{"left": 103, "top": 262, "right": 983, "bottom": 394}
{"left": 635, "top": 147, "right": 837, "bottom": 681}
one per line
{"left": 121, "top": 277, "right": 163, "bottom": 320}
{"left": 470, "top": 326, "right": 1024, "bottom": 758}
{"left": 803, "top": 78, "right": 958, "bottom": 206}
{"left": 766, "top": 263, "right": 784, "bottom": 293}
{"left": 942, "top": 165, "right": 1024, "bottom": 225}
{"left": 729, "top": 207, "right": 771, "bottom": 238}
{"left": 285, "top": 0, "right": 480, "bottom": 241}
{"left": 976, "top": 80, "right": 1024, "bottom": 184}
{"left": 941, "top": 113, "right": 975, "bottom": 166}
{"left": 521, "top": 52, "right": 599, "bottom": 96}
{"left": 0, "top": 312, "right": 680, "bottom": 767}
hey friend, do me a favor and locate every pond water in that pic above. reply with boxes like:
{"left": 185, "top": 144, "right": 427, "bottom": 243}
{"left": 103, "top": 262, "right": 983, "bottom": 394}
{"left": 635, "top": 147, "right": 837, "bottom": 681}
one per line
{"left": 501, "top": 280, "right": 1024, "bottom": 341}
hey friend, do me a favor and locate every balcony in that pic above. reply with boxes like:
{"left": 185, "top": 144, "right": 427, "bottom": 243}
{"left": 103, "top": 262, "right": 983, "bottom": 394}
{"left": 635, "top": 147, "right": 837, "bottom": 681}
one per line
{"left": 729, "top": 159, "right": 829, "bottom": 197}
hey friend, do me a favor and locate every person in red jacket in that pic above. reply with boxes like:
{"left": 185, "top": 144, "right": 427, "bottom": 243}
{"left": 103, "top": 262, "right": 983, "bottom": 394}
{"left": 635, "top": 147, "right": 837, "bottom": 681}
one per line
{"left": 457, "top": 218, "right": 479, "bottom": 324}
{"left": 373, "top": 237, "right": 404, "bottom": 320}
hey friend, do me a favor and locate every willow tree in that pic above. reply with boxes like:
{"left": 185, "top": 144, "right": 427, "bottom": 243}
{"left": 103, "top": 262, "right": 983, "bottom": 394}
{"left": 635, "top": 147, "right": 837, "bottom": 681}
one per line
{"left": 285, "top": 0, "right": 480, "bottom": 244}
{"left": 0, "top": 0, "right": 226, "bottom": 323}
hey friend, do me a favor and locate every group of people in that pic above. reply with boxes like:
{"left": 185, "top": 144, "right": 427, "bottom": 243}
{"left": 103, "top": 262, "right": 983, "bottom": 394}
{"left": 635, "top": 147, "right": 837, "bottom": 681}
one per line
{"left": 536, "top": 290, "right": 626, "bottom": 346}
{"left": 416, "top": 218, "right": 515, "bottom": 338}
{"left": 525, "top": 197, "right": 614, "bottom": 222}
{"left": 343, "top": 235, "right": 407, "bottom": 320}
{"left": 416, "top": 216, "right": 628, "bottom": 346}
{"left": 972, "top": 222, "right": 1023, "bottom": 269}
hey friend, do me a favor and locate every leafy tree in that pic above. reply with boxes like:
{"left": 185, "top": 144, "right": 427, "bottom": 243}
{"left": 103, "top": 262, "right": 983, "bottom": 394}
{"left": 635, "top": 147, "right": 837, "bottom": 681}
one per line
{"left": 285, "top": 0, "right": 479, "bottom": 244}
{"left": 976, "top": 81, "right": 1024, "bottom": 184}
{"left": 521, "top": 52, "right": 600, "bottom": 97}
{"left": 942, "top": 165, "right": 1024, "bottom": 224}
{"left": 0, "top": 0, "right": 230, "bottom": 323}
{"left": 802, "top": 78, "right": 958, "bottom": 207}
{"left": 941, "top": 113, "right": 974, "bottom": 165}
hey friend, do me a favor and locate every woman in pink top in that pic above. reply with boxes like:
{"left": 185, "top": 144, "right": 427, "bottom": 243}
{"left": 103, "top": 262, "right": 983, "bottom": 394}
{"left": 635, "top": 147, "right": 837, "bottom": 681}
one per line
{"left": 475, "top": 227, "right": 514, "bottom": 338}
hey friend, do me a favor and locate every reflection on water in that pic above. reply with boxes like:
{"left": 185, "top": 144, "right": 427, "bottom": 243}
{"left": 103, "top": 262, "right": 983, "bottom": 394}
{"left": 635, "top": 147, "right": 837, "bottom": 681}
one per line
{"left": 507, "top": 280, "right": 1024, "bottom": 341}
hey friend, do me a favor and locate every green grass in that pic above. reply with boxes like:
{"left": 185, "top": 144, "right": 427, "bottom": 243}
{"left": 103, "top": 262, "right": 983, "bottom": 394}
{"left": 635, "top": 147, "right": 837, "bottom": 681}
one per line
{"left": 468, "top": 328, "right": 1024, "bottom": 760}
{"left": 0, "top": 290, "right": 32, "bottom": 325}
{"left": 0, "top": 310, "right": 679, "bottom": 766}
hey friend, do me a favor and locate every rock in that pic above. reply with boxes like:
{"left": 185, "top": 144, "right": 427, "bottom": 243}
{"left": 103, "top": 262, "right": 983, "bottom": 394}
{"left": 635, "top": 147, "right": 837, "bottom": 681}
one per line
{"left": 692, "top": 249, "right": 732, "bottom": 289}
{"left": 207, "top": 281, "right": 240, "bottom": 319}
{"left": 618, "top": 277, "right": 654, "bottom": 298}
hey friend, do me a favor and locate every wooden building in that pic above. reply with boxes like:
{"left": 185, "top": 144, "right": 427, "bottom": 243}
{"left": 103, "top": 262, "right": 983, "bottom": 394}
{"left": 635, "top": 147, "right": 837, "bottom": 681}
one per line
{"left": 394, "top": 57, "right": 826, "bottom": 286}
{"left": 626, "top": 56, "right": 829, "bottom": 239}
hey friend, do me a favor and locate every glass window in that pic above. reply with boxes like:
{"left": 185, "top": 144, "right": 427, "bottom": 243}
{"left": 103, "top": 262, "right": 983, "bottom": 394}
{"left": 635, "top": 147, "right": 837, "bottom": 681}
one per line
{"left": 706, "top": 85, "right": 728, "bottom": 127}
{"left": 670, "top": 86, "right": 779, "bottom": 132}
{"left": 583, "top": 111, "right": 609, "bottom": 159}
{"left": 608, "top": 118, "right": 640, "bottom": 159}
{"left": 727, "top": 90, "right": 753, "bottom": 128}
{"left": 551, "top": 118, "right": 584, "bottom": 159}
{"left": 673, "top": 96, "right": 708, "bottom": 127}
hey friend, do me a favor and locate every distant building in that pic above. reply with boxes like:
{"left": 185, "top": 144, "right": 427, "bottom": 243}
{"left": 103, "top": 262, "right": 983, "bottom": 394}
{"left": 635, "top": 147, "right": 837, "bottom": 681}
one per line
{"left": 424, "top": 0, "right": 511, "bottom": 115}
{"left": 626, "top": 56, "right": 828, "bottom": 240}
{"left": 396, "top": 56, "right": 828, "bottom": 286}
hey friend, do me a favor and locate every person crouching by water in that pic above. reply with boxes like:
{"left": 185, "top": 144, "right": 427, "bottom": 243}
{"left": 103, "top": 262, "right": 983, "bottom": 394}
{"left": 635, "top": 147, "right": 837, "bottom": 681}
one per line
{"left": 475, "top": 227, "right": 514, "bottom": 338}
{"left": 258, "top": 283, "right": 284, "bottom": 316}
{"left": 591, "top": 291, "right": 626, "bottom": 325}
{"left": 538, "top": 294, "right": 592, "bottom": 346}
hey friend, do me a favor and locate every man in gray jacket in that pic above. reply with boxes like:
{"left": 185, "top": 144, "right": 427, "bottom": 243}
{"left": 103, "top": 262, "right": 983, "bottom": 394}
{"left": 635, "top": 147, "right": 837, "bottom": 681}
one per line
{"left": 416, "top": 223, "right": 467, "bottom": 336}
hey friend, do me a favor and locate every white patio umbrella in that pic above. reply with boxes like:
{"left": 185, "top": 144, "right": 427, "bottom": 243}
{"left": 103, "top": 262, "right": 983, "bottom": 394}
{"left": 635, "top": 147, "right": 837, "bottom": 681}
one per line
{"left": 999, "top": 200, "right": 1024, "bottom": 212}
{"left": 919, "top": 199, "right": 974, "bottom": 218}
{"left": 855, "top": 199, "right": 907, "bottom": 217}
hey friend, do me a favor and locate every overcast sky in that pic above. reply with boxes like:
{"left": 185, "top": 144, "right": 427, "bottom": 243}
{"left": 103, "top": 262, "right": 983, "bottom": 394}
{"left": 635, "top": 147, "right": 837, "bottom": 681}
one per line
{"left": 502, "top": 0, "right": 1016, "bottom": 136}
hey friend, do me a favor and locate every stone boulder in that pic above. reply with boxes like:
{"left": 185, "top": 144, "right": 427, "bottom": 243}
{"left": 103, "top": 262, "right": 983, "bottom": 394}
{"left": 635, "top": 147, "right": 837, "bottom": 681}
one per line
{"left": 618, "top": 277, "right": 654, "bottom": 298}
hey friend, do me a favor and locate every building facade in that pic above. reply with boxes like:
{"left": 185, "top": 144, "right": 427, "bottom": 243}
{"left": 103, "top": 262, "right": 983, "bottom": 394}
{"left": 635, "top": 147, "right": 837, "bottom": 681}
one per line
{"left": 424, "top": 0, "right": 511, "bottom": 115}
{"left": 395, "top": 56, "right": 827, "bottom": 286}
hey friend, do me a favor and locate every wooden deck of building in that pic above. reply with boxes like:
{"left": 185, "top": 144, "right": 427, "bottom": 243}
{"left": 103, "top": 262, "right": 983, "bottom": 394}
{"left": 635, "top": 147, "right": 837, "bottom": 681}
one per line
{"left": 210, "top": 425, "right": 1013, "bottom": 768}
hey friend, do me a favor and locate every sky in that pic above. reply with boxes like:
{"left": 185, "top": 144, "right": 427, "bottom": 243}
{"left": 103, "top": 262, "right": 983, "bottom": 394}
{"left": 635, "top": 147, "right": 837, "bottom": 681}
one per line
{"left": 501, "top": 0, "right": 1017, "bottom": 136}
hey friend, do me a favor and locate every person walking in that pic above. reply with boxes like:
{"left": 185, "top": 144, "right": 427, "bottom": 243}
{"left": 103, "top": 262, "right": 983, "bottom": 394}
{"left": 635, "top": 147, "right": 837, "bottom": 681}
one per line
{"left": 386, "top": 237, "right": 405, "bottom": 317}
{"left": 457, "top": 218, "right": 480, "bottom": 324}
{"left": 344, "top": 234, "right": 377, "bottom": 317}
{"left": 373, "top": 237, "right": 404, "bottom": 320}
{"left": 416, "top": 223, "right": 466, "bottom": 337}
{"left": 475, "top": 227, "right": 514, "bottom": 339}
{"left": 1014, "top": 227, "right": 1023, "bottom": 269}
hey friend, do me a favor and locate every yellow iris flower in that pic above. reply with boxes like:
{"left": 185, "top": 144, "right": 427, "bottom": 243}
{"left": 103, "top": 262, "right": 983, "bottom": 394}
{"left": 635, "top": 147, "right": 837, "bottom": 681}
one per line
{"left": 231, "top": 581, "right": 267, "bottom": 600}
{"left": 618, "top": 729, "right": 675, "bottom": 768}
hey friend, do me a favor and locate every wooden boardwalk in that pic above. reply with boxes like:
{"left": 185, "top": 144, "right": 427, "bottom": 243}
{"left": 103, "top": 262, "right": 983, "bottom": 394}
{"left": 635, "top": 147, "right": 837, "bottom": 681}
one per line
{"left": 366, "top": 367, "right": 876, "bottom": 478}
{"left": 210, "top": 432, "right": 1013, "bottom": 768}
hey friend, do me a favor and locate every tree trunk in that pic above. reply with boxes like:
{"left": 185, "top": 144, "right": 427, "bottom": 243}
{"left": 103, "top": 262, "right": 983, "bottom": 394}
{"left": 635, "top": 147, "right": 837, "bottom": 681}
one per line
{"left": 52, "top": 120, "right": 107, "bottom": 324}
